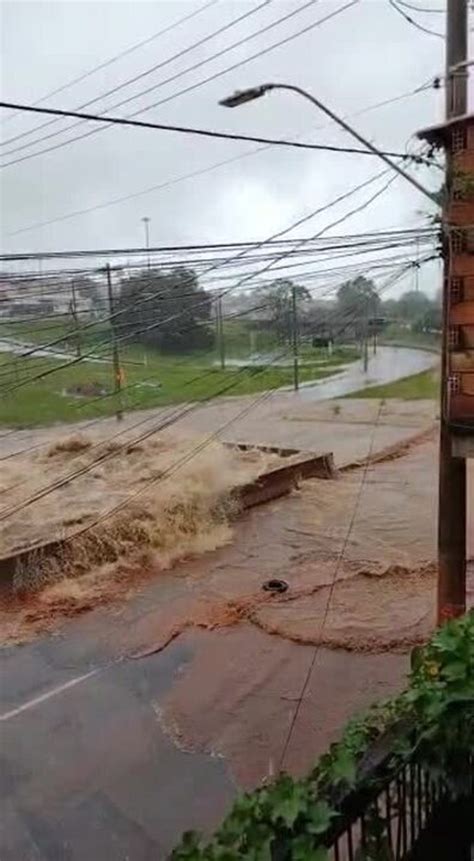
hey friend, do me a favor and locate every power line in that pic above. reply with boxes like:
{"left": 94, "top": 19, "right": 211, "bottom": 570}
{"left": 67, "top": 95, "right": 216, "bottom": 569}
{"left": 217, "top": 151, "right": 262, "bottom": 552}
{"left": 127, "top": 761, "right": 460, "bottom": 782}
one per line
{"left": 1, "top": 169, "right": 397, "bottom": 396}
{"left": 0, "top": 0, "right": 220, "bottom": 127}
{"left": 0, "top": 254, "right": 428, "bottom": 467}
{"left": 1, "top": 169, "right": 394, "bottom": 379}
{"left": 4, "top": 78, "right": 439, "bottom": 238}
{"left": 0, "top": 259, "right": 417, "bottom": 516}
{"left": 396, "top": 0, "right": 445, "bottom": 13}
{"left": 388, "top": 0, "right": 444, "bottom": 37}
{"left": 0, "top": 99, "right": 423, "bottom": 170}
{"left": 1, "top": 225, "right": 436, "bottom": 261}
{"left": 4, "top": 177, "right": 397, "bottom": 364}
{"left": 0, "top": 0, "right": 362, "bottom": 169}
{"left": 0, "top": 0, "right": 274, "bottom": 150}
{"left": 0, "top": 351, "right": 290, "bottom": 519}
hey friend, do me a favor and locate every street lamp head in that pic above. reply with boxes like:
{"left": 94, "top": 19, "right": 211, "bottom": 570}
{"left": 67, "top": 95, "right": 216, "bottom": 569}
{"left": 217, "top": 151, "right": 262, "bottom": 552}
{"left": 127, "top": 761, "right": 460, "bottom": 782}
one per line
{"left": 219, "top": 84, "right": 273, "bottom": 108}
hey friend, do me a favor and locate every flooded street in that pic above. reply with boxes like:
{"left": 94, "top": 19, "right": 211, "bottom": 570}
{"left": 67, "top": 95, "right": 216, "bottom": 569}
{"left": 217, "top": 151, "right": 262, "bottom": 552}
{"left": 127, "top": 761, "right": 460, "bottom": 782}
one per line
{"left": 294, "top": 345, "right": 436, "bottom": 400}
{"left": 4, "top": 428, "right": 472, "bottom": 857}
{"left": 1, "top": 346, "right": 471, "bottom": 860}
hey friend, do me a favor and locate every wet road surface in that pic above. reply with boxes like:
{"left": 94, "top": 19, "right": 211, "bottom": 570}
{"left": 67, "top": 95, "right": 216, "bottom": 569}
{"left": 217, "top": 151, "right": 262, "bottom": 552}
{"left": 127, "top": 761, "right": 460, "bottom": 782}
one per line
{"left": 0, "top": 435, "right": 444, "bottom": 860}
{"left": 0, "top": 347, "right": 438, "bottom": 465}
{"left": 0, "top": 633, "right": 236, "bottom": 860}
{"left": 0, "top": 620, "right": 408, "bottom": 860}
{"left": 292, "top": 345, "right": 436, "bottom": 399}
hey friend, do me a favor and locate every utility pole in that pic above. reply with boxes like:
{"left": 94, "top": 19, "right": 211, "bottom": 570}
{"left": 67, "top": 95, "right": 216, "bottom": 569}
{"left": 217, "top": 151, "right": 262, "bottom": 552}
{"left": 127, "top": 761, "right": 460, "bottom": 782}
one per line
{"left": 105, "top": 264, "right": 123, "bottom": 422}
{"left": 216, "top": 295, "right": 226, "bottom": 370}
{"left": 70, "top": 279, "right": 82, "bottom": 358}
{"left": 415, "top": 238, "right": 420, "bottom": 292}
{"left": 291, "top": 284, "right": 299, "bottom": 391}
{"left": 142, "top": 216, "right": 151, "bottom": 269}
{"left": 363, "top": 331, "right": 369, "bottom": 372}
{"left": 437, "top": 0, "right": 468, "bottom": 623}
{"left": 363, "top": 298, "right": 369, "bottom": 372}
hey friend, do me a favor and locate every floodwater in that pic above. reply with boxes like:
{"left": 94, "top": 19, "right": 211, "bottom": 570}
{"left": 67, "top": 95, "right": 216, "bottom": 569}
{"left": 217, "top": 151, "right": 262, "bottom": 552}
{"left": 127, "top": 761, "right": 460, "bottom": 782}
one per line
{"left": 213, "top": 346, "right": 436, "bottom": 399}
{"left": 1, "top": 432, "right": 472, "bottom": 859}
{"left": 293, "top": 345, "right": 437, "bottom": 400}
{"left": 0, "top": 337, "right": 108, "bottom": 364}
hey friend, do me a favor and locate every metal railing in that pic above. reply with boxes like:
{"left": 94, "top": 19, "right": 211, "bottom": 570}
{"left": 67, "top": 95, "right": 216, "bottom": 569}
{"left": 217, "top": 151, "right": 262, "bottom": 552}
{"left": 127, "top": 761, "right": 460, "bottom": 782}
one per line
{"left": 323, "top": 748, "right": 473, "bottom": 860}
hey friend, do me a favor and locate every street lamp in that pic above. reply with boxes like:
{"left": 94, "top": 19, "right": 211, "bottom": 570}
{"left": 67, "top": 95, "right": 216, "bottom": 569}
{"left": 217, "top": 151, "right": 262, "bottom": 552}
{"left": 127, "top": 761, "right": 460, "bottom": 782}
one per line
{"left": 219, "top": 83, "right": 438, "bottom": 205}
{"left": 141, "top": 216, "right": 151, "bottom": 269}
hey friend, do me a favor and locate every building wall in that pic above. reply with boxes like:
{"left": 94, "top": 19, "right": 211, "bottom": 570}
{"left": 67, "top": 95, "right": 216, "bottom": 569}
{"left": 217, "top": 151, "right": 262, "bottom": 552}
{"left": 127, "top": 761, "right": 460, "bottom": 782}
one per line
{"left": 446, "top": 119, "right": 474, "bottom": 425}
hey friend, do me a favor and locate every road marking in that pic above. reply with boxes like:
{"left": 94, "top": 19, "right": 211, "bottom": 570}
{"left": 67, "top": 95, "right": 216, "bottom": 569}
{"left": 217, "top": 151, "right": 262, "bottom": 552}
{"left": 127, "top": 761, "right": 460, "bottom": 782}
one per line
{"left": 0, "top": 667, "right": 102, "bottom": 722}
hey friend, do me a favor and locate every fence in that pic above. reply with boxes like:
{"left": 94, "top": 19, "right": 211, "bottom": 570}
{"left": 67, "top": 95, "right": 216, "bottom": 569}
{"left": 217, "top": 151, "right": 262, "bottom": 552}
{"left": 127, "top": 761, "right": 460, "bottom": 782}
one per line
{"left": 321, "top": 743, "right": 473, "bottom": 860}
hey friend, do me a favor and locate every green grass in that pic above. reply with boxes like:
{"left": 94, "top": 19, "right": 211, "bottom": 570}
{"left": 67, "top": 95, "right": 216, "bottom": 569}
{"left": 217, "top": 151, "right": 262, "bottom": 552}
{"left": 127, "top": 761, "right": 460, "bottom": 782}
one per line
{"left": 0, "top": 314, "right": 360, "bottom": 426}
{"left": 0, "top": 348, "right": 355, "bottom": 427}
{"left": 348, "top": 368, "right": 440, "bottom": 400}
{"left": 380, "top": 325, "right": 441, "bottom": 353}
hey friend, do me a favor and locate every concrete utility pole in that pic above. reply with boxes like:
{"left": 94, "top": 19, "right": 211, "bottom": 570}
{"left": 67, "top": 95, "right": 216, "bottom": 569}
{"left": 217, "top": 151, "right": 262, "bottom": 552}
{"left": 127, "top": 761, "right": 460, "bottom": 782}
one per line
{"left": 437, "top": 0, "right": 468, "bottom": 623}
{"left": 142, "top": 216, "right": 151, "bottom": 269}
{"left": 70, "top": 279, "right": 82, "bottom": 358}
{"left": 363, "top": 329, "right": 369, "bottom": 373}
{"left": 291, "top": 284, "right": 299, "bottom": 391}
{"left": 105, "top": 264, "right": 123, "bottom": 422}
{"left": 363, "top": 296, "right": 370, "bottom": 372}
{"left": 216, "top": 295, "right": 226, "bottom": 370}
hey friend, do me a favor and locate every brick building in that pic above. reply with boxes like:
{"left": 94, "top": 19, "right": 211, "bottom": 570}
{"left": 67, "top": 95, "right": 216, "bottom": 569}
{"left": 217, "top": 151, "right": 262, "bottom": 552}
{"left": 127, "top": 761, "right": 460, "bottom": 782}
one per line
{"left": 418, "top": 112, "right": 474, "bottom": 454}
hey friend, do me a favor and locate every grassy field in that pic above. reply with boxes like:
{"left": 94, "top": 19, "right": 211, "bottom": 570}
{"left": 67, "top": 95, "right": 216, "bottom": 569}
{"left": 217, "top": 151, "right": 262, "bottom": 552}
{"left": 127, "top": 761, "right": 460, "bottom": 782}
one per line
{"left": 0, "top": 339, "right": 358, "bottom": 427}
{"left": 379, "top": 325, "right": 441, "bottom": 353}
{"left": 349, "top": 368, "right": 440, "bottom": 401}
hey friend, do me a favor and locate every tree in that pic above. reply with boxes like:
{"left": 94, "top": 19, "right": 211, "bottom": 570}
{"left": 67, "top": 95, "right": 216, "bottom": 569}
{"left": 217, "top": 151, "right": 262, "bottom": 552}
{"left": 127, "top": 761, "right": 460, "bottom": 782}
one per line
{"left": 115, "top": 267, "right": 214, "bottom": 353}
{"left": 256, "top": 279, "right": 310, "bottom": 344}
{"left": 336, "top": 276, "right": 380, "bottom": 339}
{"left": 413, "top": 304, "right": 442, "bottom": 334}
{"left": 396, "top": 290, "right": 431, "bottom": 322}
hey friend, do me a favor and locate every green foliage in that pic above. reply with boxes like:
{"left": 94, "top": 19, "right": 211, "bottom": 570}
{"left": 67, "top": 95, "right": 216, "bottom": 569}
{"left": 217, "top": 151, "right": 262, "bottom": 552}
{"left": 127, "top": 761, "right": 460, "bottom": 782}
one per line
{"left": 116, "top": 267, "right": 214, "bottom": 354}
{"left": 254, "top": 279, "right": 310, "bottom": 345}
{"left": 336, "top": 276, "right": 381, "bottom": 339}
{"left": 171, "top": 613, "right": 474, "bottom": 860}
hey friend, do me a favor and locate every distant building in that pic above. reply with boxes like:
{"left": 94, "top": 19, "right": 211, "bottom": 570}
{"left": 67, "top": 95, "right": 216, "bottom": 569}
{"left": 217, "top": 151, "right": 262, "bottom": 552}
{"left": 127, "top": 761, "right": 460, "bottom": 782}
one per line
{"left": 418, "top": 112, "right": 474, "bottom": 445}
{"left": 0, "top": 275, "right": 93, "bottom": 318}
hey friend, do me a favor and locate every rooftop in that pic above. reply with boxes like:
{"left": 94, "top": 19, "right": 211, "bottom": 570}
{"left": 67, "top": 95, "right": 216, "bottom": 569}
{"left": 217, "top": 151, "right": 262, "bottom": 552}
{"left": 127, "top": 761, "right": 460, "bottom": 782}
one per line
{"left": 417, "top": 112, "right": 474, "bottom": 145}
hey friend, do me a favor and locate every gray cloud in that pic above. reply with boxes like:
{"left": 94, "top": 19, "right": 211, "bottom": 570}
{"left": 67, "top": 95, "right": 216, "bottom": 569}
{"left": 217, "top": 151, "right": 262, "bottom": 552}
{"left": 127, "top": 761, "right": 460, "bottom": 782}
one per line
{"left": 1, "top": 0, "right": 454, "bottom": 296}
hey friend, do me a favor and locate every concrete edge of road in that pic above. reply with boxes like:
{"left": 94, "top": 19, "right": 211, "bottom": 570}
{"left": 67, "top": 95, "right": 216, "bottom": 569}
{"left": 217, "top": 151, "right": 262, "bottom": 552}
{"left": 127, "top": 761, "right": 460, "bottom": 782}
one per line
{"left": 0, "top": 451, "right": 337, "bottom": 596}
{"left": 339, "top": 422, "right": 438, "bottom": 472}
{"left": 0, "top": 422, "right": 441, "bottom": 597}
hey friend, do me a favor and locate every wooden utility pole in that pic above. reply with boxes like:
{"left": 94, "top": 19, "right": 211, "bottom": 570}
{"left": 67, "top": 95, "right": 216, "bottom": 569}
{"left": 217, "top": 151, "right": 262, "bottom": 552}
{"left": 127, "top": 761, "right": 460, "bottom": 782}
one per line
{"left": 291, "top": 284, "right": 299, "bottom": 391}
{"left": 437, "top": 0, "right": 468, "bottom": 622}
{"left": 105, "top": 264, "right": 123, "bottom": 422}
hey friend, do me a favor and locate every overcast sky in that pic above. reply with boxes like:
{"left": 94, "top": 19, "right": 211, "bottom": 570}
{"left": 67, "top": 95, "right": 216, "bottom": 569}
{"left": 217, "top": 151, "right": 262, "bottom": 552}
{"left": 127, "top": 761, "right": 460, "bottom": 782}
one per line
{"left": 1, "top": 0, "right": 472, "bottom": 295}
